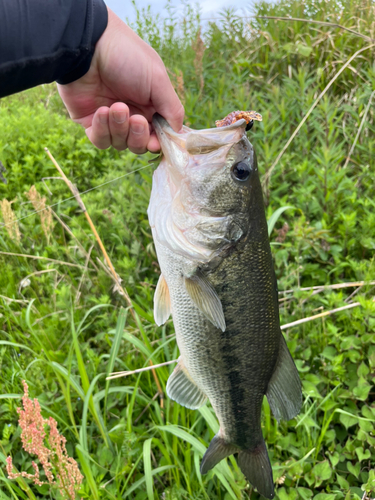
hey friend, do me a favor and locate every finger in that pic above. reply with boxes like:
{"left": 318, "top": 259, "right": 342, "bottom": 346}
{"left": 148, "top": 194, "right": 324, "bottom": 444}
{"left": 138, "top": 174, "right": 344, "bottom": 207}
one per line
{"left": 86, "top": 107, "right": 111, "bottom": 149}
{"left": 147, "top": 131, "right": 161, "bottom": 153}
{"left": 151, "top": 63, "right": 185, "bottom": 132}
{"left": 109, "top": 103, "right": 130, "bottom": 151}
{"left": 127, "top": 115, "right": 150, "bottom": 154}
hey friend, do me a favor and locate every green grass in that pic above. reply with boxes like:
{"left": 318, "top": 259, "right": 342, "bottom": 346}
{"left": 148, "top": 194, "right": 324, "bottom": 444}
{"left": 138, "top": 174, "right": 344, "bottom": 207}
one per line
{"left": 0, "top": 0, "right": 375, "bottom": 498}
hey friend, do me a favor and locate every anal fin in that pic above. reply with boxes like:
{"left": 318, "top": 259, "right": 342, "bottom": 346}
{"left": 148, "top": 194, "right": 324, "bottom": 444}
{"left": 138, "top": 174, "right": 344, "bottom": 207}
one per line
{"left": 266, "top": 334, "right": 302, "bottom": 422}
{"left": 166, "top": 358, "right": 207, "bottom": 409}
{"left": 154, "top": 274, "right": 171, "bottom": 326}
{"left": 184, "top": 271, "right": 226, "bottom": 332}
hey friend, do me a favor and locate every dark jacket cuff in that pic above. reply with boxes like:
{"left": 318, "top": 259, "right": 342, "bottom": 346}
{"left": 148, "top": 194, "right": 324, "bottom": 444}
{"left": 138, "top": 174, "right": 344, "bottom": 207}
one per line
{"left": 57, "top": 0, "right": 108, "bottom": 84}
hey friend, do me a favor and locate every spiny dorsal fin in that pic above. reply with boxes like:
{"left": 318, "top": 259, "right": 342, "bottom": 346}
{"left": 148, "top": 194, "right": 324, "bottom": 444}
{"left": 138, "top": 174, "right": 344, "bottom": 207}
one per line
{"left": 166, "top": 358, "right": 207, "bottom": 409}
{"left": 266, "top": 334, "right": 302, "bottom": 422}
{"left": 184, "top": 271, "right": 226, "bottom": 331}
{"left": 154, "top": 274, "right": 171, "bottom": 326}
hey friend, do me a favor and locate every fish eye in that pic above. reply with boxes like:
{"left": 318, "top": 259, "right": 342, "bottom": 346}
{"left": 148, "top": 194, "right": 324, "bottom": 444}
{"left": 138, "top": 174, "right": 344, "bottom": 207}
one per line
{"left": 231, "top": 161, "right": 252, "bottom": 182}
{"left": 246, "top": 120, "right": 254, "bottom": 131}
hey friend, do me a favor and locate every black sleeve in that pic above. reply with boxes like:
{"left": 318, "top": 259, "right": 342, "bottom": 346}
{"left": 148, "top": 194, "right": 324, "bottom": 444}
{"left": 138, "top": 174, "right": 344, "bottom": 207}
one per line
{"left": 0, "top": 0, "right": 108, "bottom": 98}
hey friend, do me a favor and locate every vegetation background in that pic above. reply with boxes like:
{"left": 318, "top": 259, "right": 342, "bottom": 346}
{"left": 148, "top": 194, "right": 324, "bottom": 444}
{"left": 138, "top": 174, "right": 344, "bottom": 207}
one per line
{"left": 0, "top": 0, "right": 374, "bottom": 498}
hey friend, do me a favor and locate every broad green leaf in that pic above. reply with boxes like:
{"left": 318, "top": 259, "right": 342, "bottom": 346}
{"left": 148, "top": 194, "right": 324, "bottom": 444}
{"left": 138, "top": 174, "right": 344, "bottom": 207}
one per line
{"left": 328, "top": 451, "right": 340, "bottom": 467}
{"left": 339, "top": 412, "right": 359, "bottom": 429}
{"left": 312, "top": 460, "right": 332, "bottom": 486}
{"left": 355, "top": 446, "right": 371, "bottom": 461}
{"left": 347, "top": 461, "right": 361, "bottom": 478}
{"left": 357, "top": 362, "right": 369, "bottom": 377}
{"left": 313, "top": 494, "right": 336, "bottom": 500}
{"left": 302, "top": 380, "right": 322, "bottom": 399}
{"left": 297, "top": 44, "right": 313, "bottom": 57}
{"left": 336, "top": 473, "right": 350, "bottom": 490}
{"left": 298, "top": 487, "right": 313, "bottom": 499}
{"left": 353, "top": 383, "right": 372, "bottom": 401}
{"left": 278, "top": 487, "right": 298, "bottom": 500}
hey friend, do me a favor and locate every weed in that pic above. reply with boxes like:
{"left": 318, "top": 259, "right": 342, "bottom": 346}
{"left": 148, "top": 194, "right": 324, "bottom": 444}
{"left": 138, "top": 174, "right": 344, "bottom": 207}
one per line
{"left": 0, "top": 0, "right": 374, "bottom": 499}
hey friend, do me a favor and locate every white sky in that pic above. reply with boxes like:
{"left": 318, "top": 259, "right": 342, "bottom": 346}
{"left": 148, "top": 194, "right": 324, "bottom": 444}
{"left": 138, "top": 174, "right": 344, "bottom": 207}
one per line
{"left": 105, "top": 0, "right": 255, "bottom": 24}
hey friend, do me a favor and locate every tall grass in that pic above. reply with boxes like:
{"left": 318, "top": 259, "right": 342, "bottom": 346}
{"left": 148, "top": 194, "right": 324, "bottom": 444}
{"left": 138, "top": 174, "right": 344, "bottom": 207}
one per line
{"left": 0, "top": 0, "right": 375, "bottom": 498}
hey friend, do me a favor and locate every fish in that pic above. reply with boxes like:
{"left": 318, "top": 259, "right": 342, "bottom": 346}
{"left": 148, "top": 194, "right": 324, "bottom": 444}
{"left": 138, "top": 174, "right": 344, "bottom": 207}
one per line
{"left": 147, "top": 112, "right": 302, "bottom": 499}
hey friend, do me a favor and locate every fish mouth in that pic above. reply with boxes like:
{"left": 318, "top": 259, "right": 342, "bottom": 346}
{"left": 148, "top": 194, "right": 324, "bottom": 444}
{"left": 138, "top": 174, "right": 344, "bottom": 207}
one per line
{"left": 152, "top": 113, "right": 189, "bottom": 172}
{"left": 152, "top": 113, "right": 172, "bottom": 142}
{"left": 152, "top": 113, "right": 248, "bottom": 161}
{"left": 152, "top": 113, "right": 173, "bottom": 135}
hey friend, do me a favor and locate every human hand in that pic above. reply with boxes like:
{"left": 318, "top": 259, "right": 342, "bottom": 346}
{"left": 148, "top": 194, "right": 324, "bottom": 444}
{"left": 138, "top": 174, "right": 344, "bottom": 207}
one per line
{"left": 57, "top": 7, "right": 184, "bottom": 153}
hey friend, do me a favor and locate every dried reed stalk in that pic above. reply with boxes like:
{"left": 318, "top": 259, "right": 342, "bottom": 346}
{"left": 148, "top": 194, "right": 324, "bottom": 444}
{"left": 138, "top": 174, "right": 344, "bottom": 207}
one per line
{"left": 167, "top": 68, "right": 186, "bottom": 107}
{"left": 262, "top": 42, "right": 375, "bottom": 189}
{"left": 200, "top": 15, "right": 374, "bottom": 42}
{"left": 25, "top": 186, "right": 54, "bottom": 242}
{"left": 192, "top": 28, "right": 206, "bottom": 93}
{"left": 44, "top": 148, "right": 133, "bottom": 309}
{"left": 343, "top": 90, "right": 375, "bottom": 169}
{"left": 44, "top": 148, "right": 164, "bottom": 402}
{"left": 0, "top": 250, "right": 91, "bottom": 269}
{"left": 0, "top": 199, "right": 21, "bottom": 243}
{"left": 108, "top": 360, "right": 176, "bottom": 380}
{"left": 280, "top": 302, "right": 360, "bottom": 330}
{"left": 107, "top": 301, "right": 362, "bottom": 380}
{"left": 176, "top": 70, "right": 185, "bottom": 106}
{"left": 280, "top": 280, "right": 375, "bottom": 294}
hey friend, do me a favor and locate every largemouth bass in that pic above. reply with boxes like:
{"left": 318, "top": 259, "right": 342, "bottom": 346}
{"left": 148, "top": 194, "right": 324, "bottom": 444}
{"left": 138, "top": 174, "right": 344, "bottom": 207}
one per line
{"left": 147, "top": 112, "right": 302, "bottom": 499}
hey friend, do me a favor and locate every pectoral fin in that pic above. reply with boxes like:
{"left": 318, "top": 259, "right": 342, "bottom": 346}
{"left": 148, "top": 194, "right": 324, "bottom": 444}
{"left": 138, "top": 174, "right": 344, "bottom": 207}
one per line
{"left": 166, "top": 358, "right": 207, "bottom": 409}
{"left": 154, "top": 274, "right": 171, "bottom": 326}
{"left": 184, "top": 272, "right": 226, "bottom": 331}
{"left": 266, "top": 335, "right": 302, "bottom": 422}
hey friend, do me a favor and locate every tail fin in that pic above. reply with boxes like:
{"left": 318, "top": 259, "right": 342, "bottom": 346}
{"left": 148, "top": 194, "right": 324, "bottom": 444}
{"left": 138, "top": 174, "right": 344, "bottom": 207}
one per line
{"left": 200, "top": 435, "right": 274, "bottom": 499}
{"left": 238, "top": 441, "right": 274, "bottom": 499}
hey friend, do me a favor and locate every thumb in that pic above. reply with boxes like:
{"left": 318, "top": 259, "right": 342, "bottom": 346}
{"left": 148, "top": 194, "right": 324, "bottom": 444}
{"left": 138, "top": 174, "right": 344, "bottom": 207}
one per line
{"left": 151, "top": 66, "right": 185, "bottom": 132}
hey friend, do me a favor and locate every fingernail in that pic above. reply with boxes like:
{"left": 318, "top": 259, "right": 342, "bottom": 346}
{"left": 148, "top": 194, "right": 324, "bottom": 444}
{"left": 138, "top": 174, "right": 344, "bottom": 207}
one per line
{"left": 132, "top": 124, "right": 145, "bottom": 134}
{"left": 99, "top": 113, "right": 107, "bottom": 125}
{"left": 114, "top": 111, "right": 126, "bottom": 124}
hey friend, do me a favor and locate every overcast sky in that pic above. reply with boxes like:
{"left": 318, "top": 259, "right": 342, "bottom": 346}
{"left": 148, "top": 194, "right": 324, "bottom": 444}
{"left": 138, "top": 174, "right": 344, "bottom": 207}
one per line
{"left": 106, "top": 0, "right": 254, "bottom": 24}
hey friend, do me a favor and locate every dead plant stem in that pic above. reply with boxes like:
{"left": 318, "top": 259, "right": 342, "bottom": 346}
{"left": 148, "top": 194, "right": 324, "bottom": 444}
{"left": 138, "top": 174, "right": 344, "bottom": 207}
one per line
{"left": 280, "top": 280, "right": 375, "bottom": 294}
{"left": 0, "top": 251, "right": 90, "bottom": 270}
{"left": 262, "top": 43, "right": 375, "bottom": 189}
{"left": 343, "top": 90, "right": 375, "bottom": 169}
{"left": 44, "top": 148, "right": 164, "bottom": 401}
{"left": 44, "top": 148, "right": 133, "bottom": 312}
{"left": 107, "top": 301, "right": 362, "bottom": 380}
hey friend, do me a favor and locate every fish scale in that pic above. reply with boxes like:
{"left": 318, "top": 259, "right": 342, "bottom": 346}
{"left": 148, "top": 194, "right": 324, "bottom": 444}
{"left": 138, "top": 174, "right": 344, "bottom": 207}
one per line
{"left": 148, "top": 113, "right": 302, "bottom": 499}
